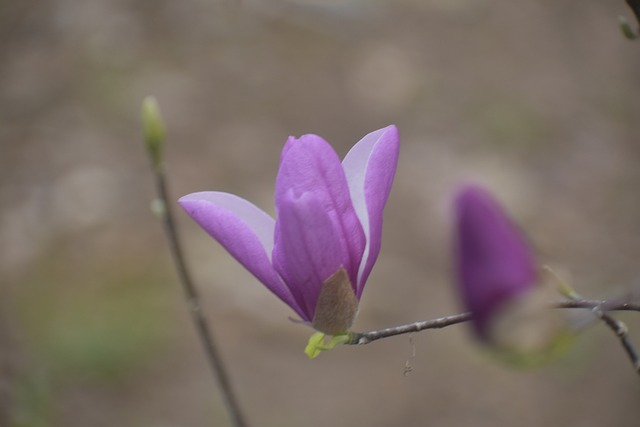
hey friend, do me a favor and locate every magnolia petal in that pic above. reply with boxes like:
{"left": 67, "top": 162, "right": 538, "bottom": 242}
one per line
{"left": 276, "top": 134, "right": 365, "bottom": 288}
{"left": 342, "top": 125, "right": 400, "bottom": 296}
{"left": 272, "top": 190, "right": 344, "bottom": 321}
{"left": 178, "top": 191, "right": 304, "bottom": 318}
{"left": 454, "top": 185, "right": 537, "bottom": 339}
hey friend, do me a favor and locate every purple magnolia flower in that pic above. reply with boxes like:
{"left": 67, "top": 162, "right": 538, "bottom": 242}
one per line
{"left": 453, "top": 185, "right": 538, "bottom": 342}
{"left": 179, "top": 125, "right": 399, "bottom": 335}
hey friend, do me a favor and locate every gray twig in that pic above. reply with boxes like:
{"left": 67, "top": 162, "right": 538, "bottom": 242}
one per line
{"left": 348, "top": 312, "right": 471, "bottom": 345}
{"left": 348, "top": 299, "right": 640, "bottom": 374}
{"left": 591, "top": 305, "right": 640, "bottom": 374}
{"left": 152, "top": 167, "right": 250, "bottom": 427}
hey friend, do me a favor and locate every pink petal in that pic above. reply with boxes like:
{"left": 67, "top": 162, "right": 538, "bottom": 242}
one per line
{"left": 342, "top": 125, "right": 400, "bottom": 296}
{"left": 178, "top": 191, "right": 305, "bottom": 318}
{"left": 272, "top": 190, "right": 345, "bottom": 321}
{"left": 275, "top": 134, "right": 365, "bottom": 290}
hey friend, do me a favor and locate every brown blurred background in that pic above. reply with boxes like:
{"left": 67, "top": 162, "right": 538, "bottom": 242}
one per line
{"left": 1, "top": 0, "right": 640, "bottom": 426}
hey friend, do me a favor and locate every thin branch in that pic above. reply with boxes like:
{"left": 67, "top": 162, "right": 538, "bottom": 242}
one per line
{"left": 348, "top": 312, "right": 471, "bottom": 345}
{"left": 347, "top": 299, "right": 640, "bottom": 347}
{"left": 553, "top": 299, "right": 640, "bottom": 312}
{"left": 152, "top": 167, "right": 250, "bottom": 427}
{"left": 592, "top": 308, "right": 640, "bottom": 374}
{"left": 560, "top": 290, "right": 640, "bottom": 374}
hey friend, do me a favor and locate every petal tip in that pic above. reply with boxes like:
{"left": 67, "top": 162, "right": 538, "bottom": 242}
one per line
{"left": 383, "top": 124, "right": 399, "bottom": 137}
{"left": 377, "top": 124, "right": 400, "bottom": 145}
{"left": 453, "top": 183, "right": 491, "bottom": 211}
{"left": 177, "top": 192, "right": 213, "bottom": 212}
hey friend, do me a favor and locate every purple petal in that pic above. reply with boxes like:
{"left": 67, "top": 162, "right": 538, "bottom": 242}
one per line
{"left": 272, "top": 190, "right": 345, "bottom": 321}
{"left": 275, "top": 134, "right": 365, "bottom": 290}
{"left": 342, "top": 125, "right": 400, "bottom": 297}
{"left": 178, "top": 191, "right": 305, "bottom": 319}
{"left": 454, "top": 185, "right": 537, "bottom": 339}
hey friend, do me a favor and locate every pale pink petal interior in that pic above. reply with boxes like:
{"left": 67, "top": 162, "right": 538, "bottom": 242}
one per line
{"left": 178, "top": 191, "right": 304, "bottom": 318}
{"left": 342, "top": 125, "right": 400, "bottom": 295}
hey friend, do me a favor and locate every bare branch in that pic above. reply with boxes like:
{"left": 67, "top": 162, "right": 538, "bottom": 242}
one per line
{"left": 348, "top": 313, "right": 471, "bottom": 345}
{"left": 151, "top": 169, "right": 251, "bottom": 427}
{"left": 553, "top": 299, "right": 640, "bottom": 312}
{"left": 347, "top": 299, "right": 640, "bottom": 357}
{"left": 143, "top": 97, "right": 250, "bottom": 427}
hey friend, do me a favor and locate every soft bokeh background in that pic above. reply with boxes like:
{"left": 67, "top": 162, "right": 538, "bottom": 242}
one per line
{"left": 2, "top": 0, "right": 640, "bottom": 425}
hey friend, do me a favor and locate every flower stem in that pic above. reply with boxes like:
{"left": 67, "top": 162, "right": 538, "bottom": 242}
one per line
{"left": 151, "top": 164, "right": 250, "bottom": 427}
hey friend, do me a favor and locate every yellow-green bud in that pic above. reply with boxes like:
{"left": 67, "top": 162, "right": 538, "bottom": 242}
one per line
{"left": 304, "top": 332, "right": 350, "bottom": 359}
{"left": 142, "top": 96, "right": 166, "bottom": 170}
{"left": 619, "top": 16, "right": 638, "bottom": 40}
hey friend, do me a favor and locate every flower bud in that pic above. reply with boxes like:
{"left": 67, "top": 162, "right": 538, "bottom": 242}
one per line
{"left": 142, "top": 96, "right": 166, "bottom": 171}
{"left": 454, "top": 185, "right": 569, "bottom": 363}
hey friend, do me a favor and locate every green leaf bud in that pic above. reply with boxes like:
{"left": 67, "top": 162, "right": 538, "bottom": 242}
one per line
{"left": 142, "top": 96, "right": 166, "bottom": 171}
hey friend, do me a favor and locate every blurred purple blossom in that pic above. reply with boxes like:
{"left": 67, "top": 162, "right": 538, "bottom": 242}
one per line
{"left": 179, "top": 125, "right": 399, "bottom": 334}
{"left": 453, "top": 185, "right": 537, "bottom": 341}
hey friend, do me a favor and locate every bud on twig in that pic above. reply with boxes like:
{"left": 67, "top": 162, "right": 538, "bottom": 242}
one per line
{"left": 142, "top": 96, "right": 166, "bottom": 171}
{"left": 619, "top": 16, "right": 638, "bottom": 39}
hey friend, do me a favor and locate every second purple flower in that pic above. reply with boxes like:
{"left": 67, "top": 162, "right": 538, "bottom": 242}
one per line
{"left": 179, "top": 125, "right": 399, "bottom": 335}
{"left": 453, "top": 185, "right": 537, "bottom": 342}
{"left": 453, "top": 184, "right": 571, "bottom": 362}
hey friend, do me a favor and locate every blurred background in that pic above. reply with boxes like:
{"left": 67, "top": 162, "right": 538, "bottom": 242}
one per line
{"left": 1, "top": 0, "right": 640, "bottom": 425}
